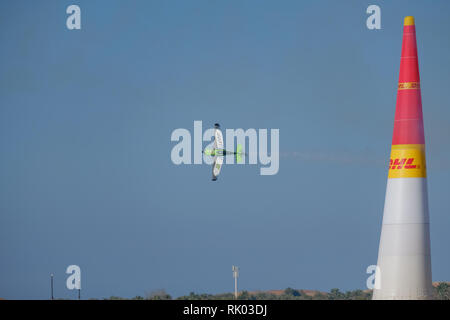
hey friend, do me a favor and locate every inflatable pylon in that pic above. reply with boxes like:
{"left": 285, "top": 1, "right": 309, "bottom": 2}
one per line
{"left": 373, "top": 16, "right": 433, "bottom": 300}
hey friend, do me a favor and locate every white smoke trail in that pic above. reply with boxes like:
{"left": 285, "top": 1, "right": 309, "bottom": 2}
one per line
{"left": 280, "top": 151, "right": 386, "bottom": 167}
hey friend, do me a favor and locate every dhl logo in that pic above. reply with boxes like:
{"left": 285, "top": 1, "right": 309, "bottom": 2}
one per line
{"left": 389, "top": 158, "right": 419, "bottom": 170}
{"left": 388, "top": 145, "right": 426, "bottom": 178}
{"left": 398, "top": 82, "right": 420, "bottom": 90}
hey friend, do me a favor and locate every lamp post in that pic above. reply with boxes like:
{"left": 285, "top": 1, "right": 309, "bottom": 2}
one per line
{"left": 50, "top": 274, "right": 54, "bottom": 300}
{"left": 232, "top": 266, "right": 239, "bottom": 299}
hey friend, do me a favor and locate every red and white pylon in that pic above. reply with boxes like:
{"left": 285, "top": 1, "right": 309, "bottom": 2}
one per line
{"left": 373, "top": 16, "right": 433, "bottom": 300}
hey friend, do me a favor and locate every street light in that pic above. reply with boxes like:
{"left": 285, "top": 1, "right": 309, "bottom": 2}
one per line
{"left": 232, "top": 266, "right": 239, "bottom": 299}
{"left": 50, "top": 274, "right": 54, "bottom": 300}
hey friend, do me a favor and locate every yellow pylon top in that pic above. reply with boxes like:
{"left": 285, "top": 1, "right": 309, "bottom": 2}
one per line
{"left": 404, "top": 16, "right": 415, "bottom": 26}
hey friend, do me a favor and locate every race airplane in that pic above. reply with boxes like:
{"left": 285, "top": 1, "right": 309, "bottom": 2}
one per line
{"left": 202, "top": 123, "right": 245, "bottom": 181}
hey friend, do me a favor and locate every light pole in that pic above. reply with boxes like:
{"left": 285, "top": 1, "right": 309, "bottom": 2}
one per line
{"left": 50, "top": 274, "right": 54, "bottom": 300}
{"left": 232, "top": 266, "right": 239, "bottom": 299}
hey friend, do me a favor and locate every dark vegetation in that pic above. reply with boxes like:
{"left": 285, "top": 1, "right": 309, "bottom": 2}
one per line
{"left": 103, "top": 282, "right": 450, "bottom": 300}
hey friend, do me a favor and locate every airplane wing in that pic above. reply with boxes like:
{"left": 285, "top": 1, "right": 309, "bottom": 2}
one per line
{"left": 212, "top": 156, "right": 223, "bottom": 181}
{"left": 214, "top": 125, "right": 224, "bottom": 150}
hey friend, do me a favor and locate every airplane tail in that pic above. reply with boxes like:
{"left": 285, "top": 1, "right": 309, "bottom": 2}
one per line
{"left": 235, "top": 144, "right": 244, "bottom": 163}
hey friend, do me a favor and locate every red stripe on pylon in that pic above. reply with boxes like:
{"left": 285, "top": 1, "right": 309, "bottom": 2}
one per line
{"left": 392, "top": 21, "right": 425, "bottom": 145}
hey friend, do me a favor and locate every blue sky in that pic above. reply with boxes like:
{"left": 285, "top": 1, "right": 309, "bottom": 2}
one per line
{"left": 1, "top": 0, "right": 450, "bottom": 299}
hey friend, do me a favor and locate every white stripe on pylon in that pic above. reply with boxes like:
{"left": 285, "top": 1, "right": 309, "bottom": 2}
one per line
{"left": 373, "top": 177, "right": 433, "bottom": 300}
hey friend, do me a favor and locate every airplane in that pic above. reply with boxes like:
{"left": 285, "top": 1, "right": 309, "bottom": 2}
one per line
{"left": 202, "top": 123, "right": 245, "bottom": 181}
